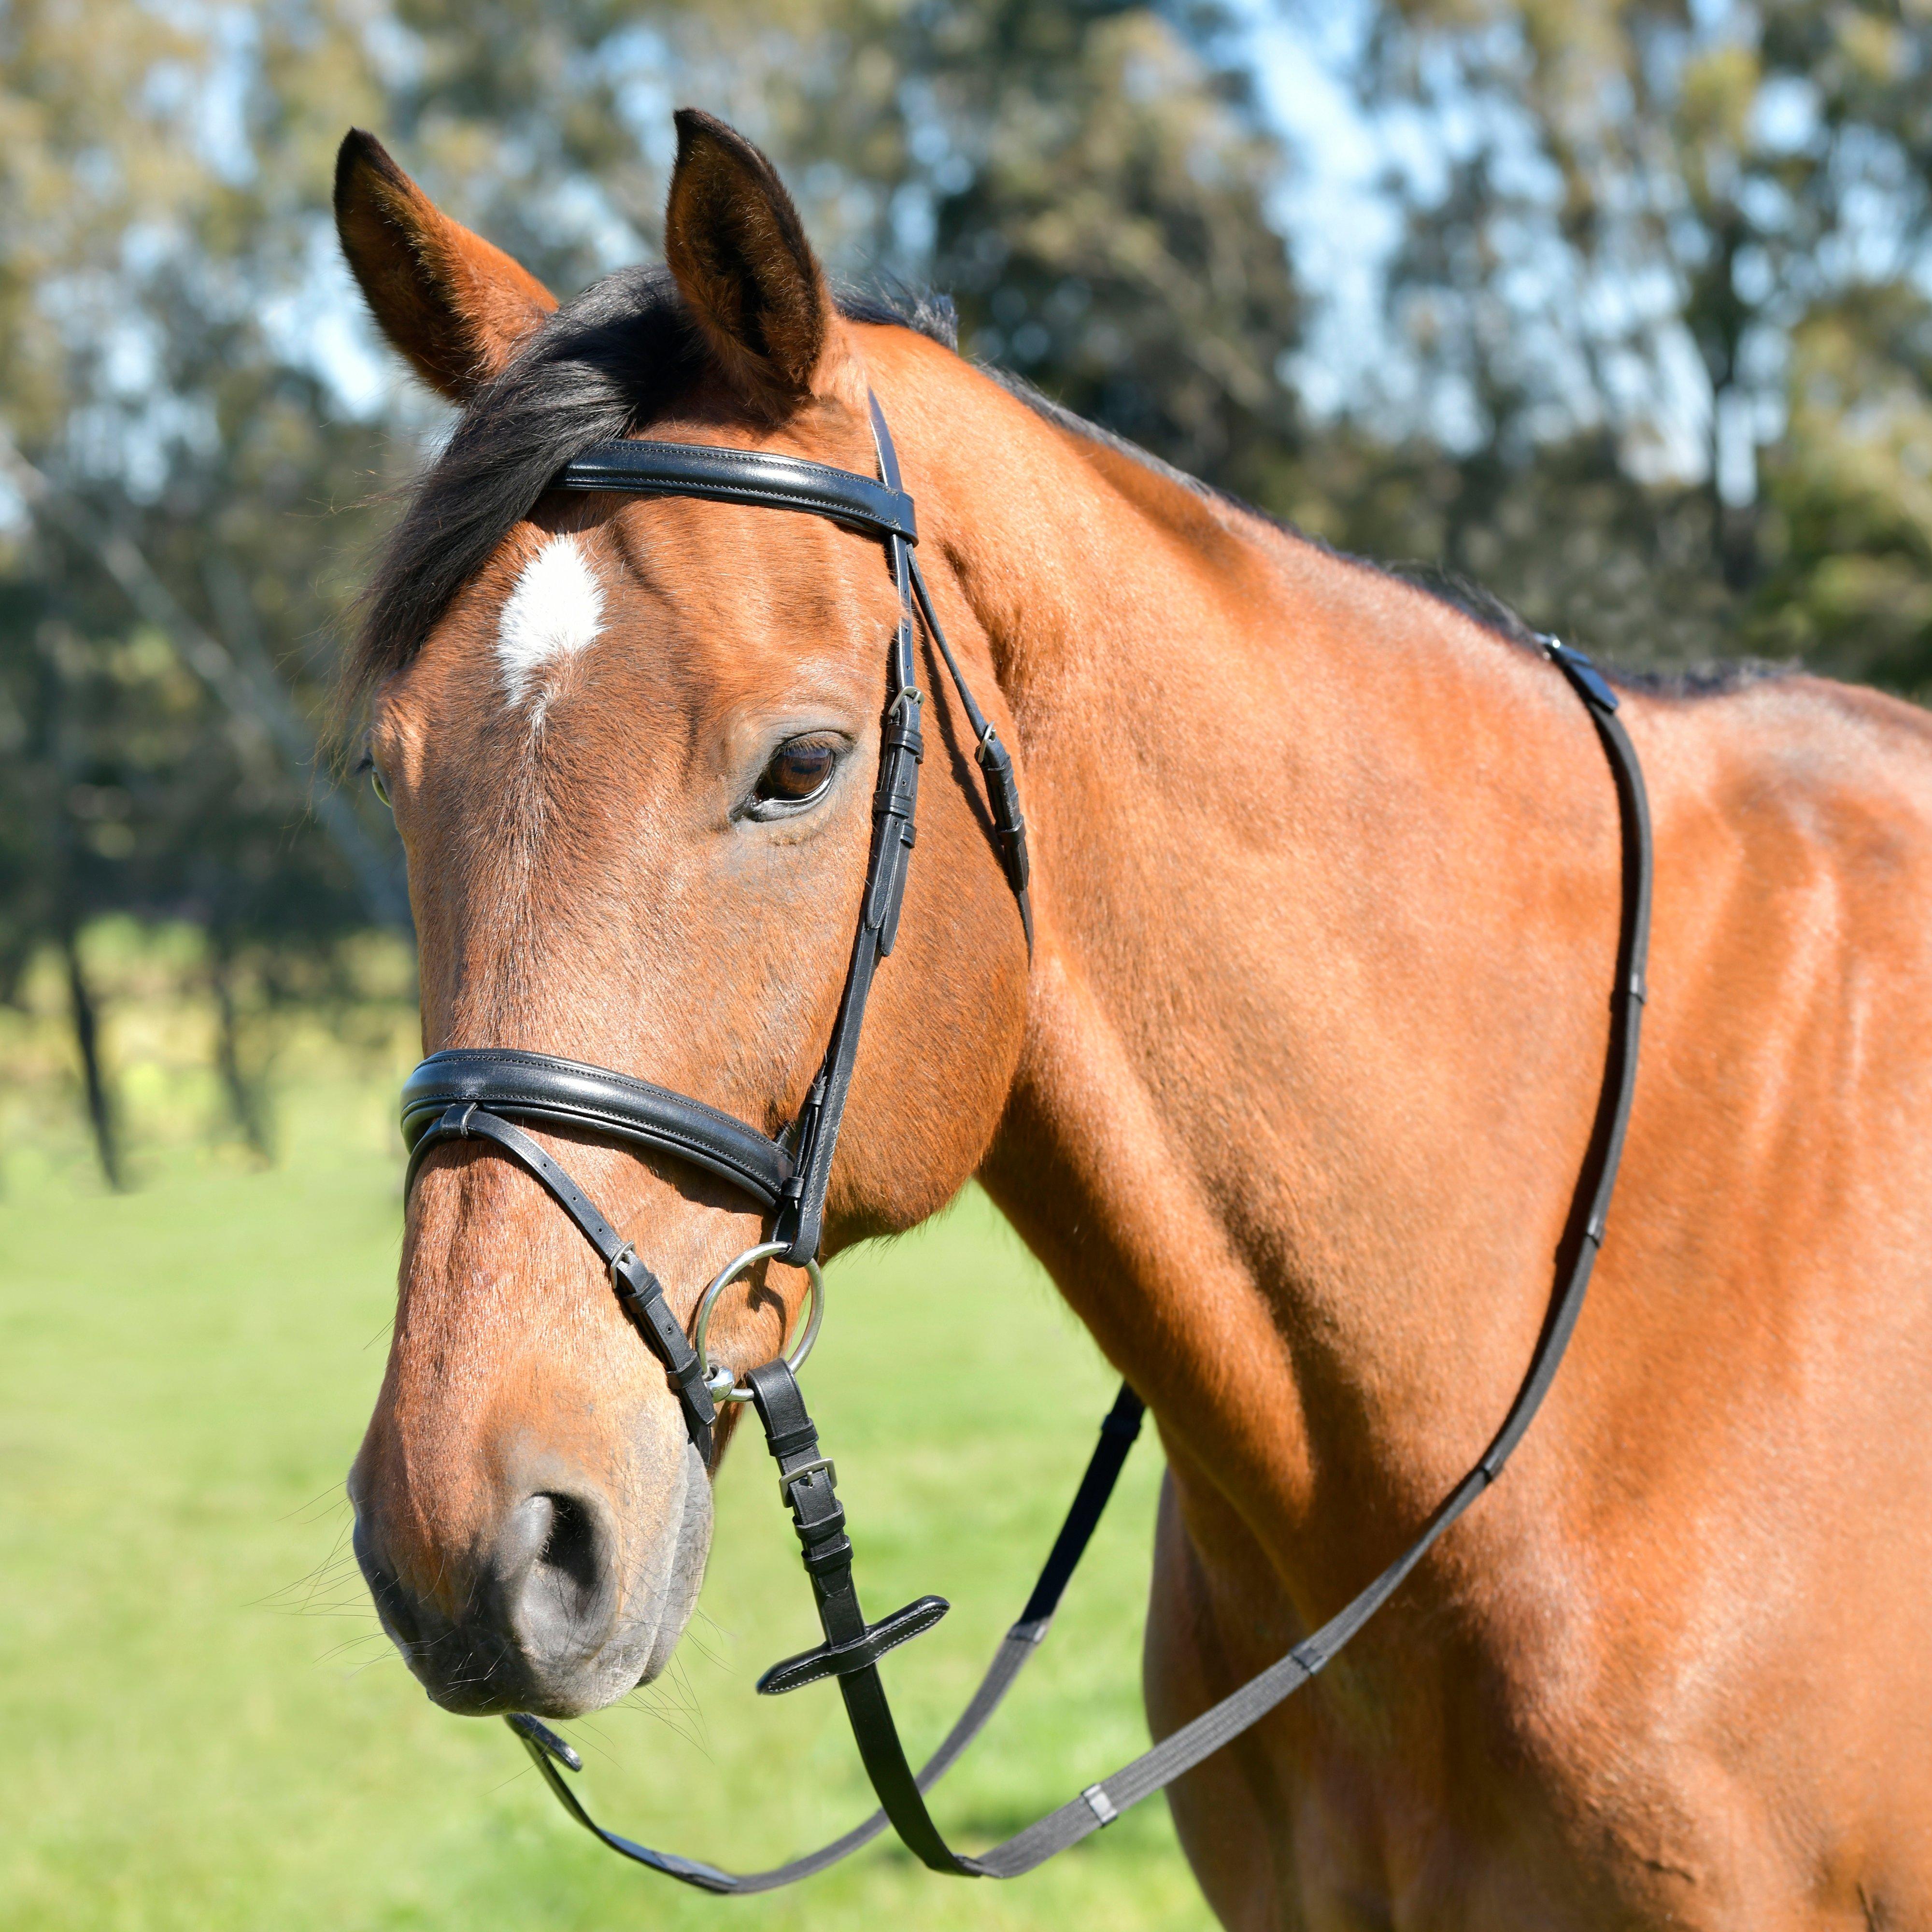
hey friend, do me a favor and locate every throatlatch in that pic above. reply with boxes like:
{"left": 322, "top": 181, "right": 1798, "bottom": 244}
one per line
{"left": 394, "top": 389, "right": 1652, "bottom": 1890}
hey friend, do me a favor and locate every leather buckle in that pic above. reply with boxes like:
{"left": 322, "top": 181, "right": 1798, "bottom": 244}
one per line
{"left": 780, "top": 1456, "right": 835, "bottom": 1506}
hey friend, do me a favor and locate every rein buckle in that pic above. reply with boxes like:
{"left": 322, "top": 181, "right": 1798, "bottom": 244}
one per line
{"left": 779, "top": 1455, "right": 836, "bottom": 1506}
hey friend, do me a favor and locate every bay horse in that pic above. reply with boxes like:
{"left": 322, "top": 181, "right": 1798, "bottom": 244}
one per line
{"left": 334, "top": 110, "right": 1932, "bottom": 1927}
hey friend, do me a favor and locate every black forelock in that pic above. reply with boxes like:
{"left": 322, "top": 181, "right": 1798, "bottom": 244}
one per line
{"left": 341, "top": 270, "right": 958, "bottom": 718}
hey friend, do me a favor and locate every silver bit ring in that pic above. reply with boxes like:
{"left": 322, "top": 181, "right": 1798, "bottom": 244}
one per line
{"left": 692, "top": 1240, "right": 825, "bottom": 1403}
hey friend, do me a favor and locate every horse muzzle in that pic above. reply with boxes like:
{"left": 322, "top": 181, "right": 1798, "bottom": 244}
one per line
{"left": 349, "top": 1435, "right": 713, "bottom": 1717}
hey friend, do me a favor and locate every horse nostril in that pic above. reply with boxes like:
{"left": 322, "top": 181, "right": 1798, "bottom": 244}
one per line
{"left": 502, "top": 1489, "right": 618, "bottom": 1666}
{"left": 535, "top": 1491, "right": 599, "bottom": 1597}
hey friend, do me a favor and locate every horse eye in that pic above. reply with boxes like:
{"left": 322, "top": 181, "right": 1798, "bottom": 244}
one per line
{"left": 755, "top": 738, "right": 838, "bottom": 806}
{"left": 358, "top": 751, "right": 391, "bottom": 808}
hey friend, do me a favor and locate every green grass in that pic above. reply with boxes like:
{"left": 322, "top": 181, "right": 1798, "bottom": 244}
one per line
{"left": 0, "top": 1120, "right": 1208, "bottom": 1929}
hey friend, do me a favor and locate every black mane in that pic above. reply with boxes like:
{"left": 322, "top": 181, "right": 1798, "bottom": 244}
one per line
{"left": 345, "top": 268, "right": 1778, "bottom": 718}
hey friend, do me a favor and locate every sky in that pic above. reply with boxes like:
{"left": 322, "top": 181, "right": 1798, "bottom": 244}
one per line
{"left": 1239, "top": 0, "right": 1403, "bottom": 419}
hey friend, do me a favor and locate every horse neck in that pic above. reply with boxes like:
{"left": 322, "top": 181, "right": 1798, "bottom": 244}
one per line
{"left": 908, "top": 366, "right": 1626, "bottom": 1601}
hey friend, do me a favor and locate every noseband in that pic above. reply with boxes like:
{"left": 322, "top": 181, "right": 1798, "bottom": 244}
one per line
{"left": 393, "top": 394, "right": 1653, "bottom": 1889}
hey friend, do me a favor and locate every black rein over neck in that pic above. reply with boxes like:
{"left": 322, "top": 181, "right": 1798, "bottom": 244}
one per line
{"left": 390, "top": 393, "right": 1652, "bottom": 1891}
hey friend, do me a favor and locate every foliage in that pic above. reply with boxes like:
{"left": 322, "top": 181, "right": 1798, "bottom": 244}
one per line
{"left": 1755, "top": 282, "right": 1932, "bottom": 682}
{"left": 0, "top": 0, "right": 1301, "bottom": 1175}
{"left": 1339, "top": 0, "right": 1932, "bottom": 687}
{"left": 920, "top": 2, "right": 1303, "bottom": 491}
{"left": 0, "top": 0, "right": 416, "bottom": 1166}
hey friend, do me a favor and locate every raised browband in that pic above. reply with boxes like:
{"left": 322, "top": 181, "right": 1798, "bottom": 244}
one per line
{"left": 555, "top": 440, "right": 917, "bottom": 546}
{"left": 400, "top": 1048, "right": 792, "bottom": 1209}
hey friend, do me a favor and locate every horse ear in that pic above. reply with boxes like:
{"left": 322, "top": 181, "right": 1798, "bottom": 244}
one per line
{"left": 664, "top": 109, "right": 842, "bottom": 414}
{"left": 333, "top": 129, "right": 557, "bottom": 402}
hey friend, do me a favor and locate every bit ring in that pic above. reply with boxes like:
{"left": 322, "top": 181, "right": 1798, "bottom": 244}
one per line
{"left": 692, "top": 1240, "right": 826, "bottom": 1404}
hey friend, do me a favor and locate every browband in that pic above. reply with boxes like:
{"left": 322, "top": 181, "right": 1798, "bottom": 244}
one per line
{"left": 556, "top": 440, "right": 917, "bottom": 545}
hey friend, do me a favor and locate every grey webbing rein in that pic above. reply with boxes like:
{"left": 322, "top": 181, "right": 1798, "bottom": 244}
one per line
{"left": 395, "top": 392, "right": 1653, "bottom": 1889}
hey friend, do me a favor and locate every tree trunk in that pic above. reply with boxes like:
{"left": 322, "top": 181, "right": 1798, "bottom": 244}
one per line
{"left": 62, "top": 928, "right": 124, "bottom": 1191}
{"left": 212, "top": 948, "right": 272, "bottom": 1162}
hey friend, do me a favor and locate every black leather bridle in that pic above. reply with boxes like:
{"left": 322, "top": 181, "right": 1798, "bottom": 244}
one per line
{"left": 393, "top": 392, "right": 1653, "bottom": 1889}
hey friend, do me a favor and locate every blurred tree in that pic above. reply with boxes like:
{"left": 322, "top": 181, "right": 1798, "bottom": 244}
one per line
{"left": 920, "top": 0, "right": 1304, "bottom": 497}
{"left": 0, "top": 0, "right": 408, "bottom": 1175}
{"left": 367, "top": 0, "right": 1304, "bottom": 493}
{"left": 1755, "top": 280, "right": 1932, "bottom": 686}
{"left": 1337, "top": 0, "right": 1932, "bottom": 688}
{"left": 31, "top": 0, "right": 1930, "bottom": 1184}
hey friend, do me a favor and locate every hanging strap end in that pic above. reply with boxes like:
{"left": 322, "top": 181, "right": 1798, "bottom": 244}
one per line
{"left": 507, "top": 1712, "right": 582, "bottom": 1772}
{"left": 756, "top": 1594, "right": 952, "bottom": 1696}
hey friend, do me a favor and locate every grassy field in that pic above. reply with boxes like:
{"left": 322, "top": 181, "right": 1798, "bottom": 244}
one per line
{"left": 0, "top": 1075, "right": 1208, "bottom": 1930}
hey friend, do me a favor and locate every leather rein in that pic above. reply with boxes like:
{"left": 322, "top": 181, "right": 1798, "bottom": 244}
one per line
{"left": 394, "top": 392, "right": 1653, "bottom": 1890}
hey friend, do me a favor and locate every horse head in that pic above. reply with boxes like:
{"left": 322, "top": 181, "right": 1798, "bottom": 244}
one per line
{"left": 337, "top": 111, "right": 1031, "bottom": 1717}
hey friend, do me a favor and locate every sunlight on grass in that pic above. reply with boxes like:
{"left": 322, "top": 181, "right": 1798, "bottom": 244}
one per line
{"left": 0, "top": 1125, "right": 1210, "bottom": 1929}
